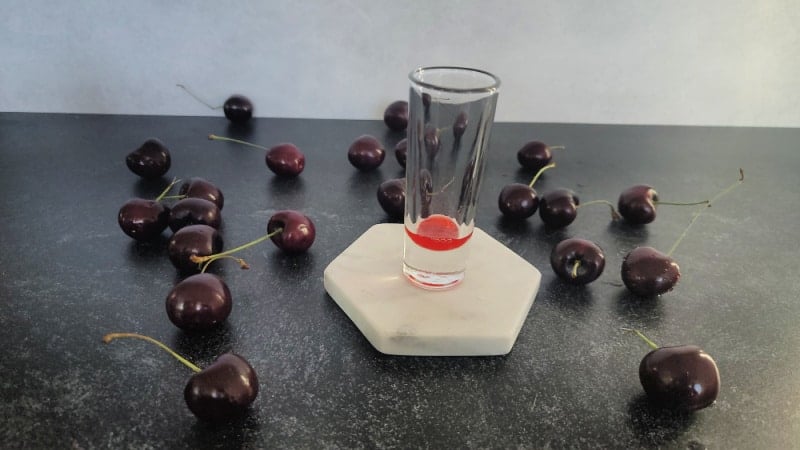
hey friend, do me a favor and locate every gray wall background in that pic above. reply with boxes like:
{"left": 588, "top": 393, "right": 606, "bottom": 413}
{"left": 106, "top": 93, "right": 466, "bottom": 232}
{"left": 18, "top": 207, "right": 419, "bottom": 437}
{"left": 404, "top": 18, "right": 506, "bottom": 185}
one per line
{"left": 2, "top": 0, "right": 798, "bottom": 127}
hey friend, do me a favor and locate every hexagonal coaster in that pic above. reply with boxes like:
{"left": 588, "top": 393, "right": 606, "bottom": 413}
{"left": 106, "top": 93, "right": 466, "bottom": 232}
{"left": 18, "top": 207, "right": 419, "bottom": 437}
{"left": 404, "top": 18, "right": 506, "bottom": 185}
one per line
{"left": 323, "top": 224, "right": 541, "bottom": 356}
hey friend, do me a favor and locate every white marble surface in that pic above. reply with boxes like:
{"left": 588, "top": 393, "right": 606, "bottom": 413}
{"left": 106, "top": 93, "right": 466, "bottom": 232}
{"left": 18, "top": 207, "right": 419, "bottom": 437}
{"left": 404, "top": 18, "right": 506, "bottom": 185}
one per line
{"left": 323, "top": 224, "right": 541, "bottom": 356}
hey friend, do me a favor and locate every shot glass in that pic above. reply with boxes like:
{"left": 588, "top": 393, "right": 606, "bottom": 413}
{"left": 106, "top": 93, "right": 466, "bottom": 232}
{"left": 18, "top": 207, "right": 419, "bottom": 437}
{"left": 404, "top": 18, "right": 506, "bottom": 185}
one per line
{"left": 403, "top": 66, "right": 500, "bottom": 290}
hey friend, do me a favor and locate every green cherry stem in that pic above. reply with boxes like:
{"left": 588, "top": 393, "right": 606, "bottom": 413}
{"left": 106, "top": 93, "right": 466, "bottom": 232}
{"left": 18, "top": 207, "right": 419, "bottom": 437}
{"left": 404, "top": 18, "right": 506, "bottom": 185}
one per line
{"left": 621, "top": 328, "right": 659, "bottom": 350}
{"left": 159, "top": 195, "right": 187, "bottom": 200}
{"left": 571, "top": 260, "right": 581, "bottom": 279}
{"left": 102, "top": 332, "right": 201, "bottom": 373}
{"left": 528, "top": 162, "right": 556, "bottom": 188}
{"left": 190, "top": 228, "right": 284, "bottom": 272}
{"left": 208, "top": 134, "right": 268, "bottom": 151}
{"left": 655, "top": 200, "right": 709, "bottom": 206}
{"left": 577, "top": 199, "right": 621, "bottom": 221}
{"left": 666, "top": 168, "right": 744, "bottom": 257}
{"left": 176, "top": 84, "right": 222, "bottom": 110}
{"left": 155, "top": 178, "right": 181, "bottom": 202}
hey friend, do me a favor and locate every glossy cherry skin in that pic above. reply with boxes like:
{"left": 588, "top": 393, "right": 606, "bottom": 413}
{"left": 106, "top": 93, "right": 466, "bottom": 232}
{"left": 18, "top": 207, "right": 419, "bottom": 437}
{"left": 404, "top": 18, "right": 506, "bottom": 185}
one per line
{"left": 126, "top": 138, "right": 171, "bottom": 179}
{"left": 118, "top": 198, "right": 170, "bottom": 241}
{"left": 166, "top": 273, "right": 231, "bottom": 331}
{"left": 394, "top": 138, "right": 407, "bottom": 168}
{"left": 348, "top": 135, "right": 385, "bottom": 171}
{"left": 539, "top": 189, "right": 579, "bottom": 228}
{"left": 621, "top": 246, "right": 681, "bottom": 297}
{"left": 223, "top": 95, "right": 253, "bottom": 124}
{"left": 179, "top": 178, "right": 224, "bottom": 210}
{"left": 168, "top": 198, "right": 222, "bottom": 232}
{"left": 267, "top": 210, "right": 315, "bottom": 253}
{"left": 266, "top": 143, "right": 305, "bottom": 177}
{"left": 383, "top": 100, "right": 408, "bottom": 131}
{"left": 184, "top": 353, "right": 259, "bottom": 423}
{"left": 550, "top": 238, "right": 605, "bottom": 285}
{"left": 498, "top": 184, "right": 539, "bottom": 219}
{"left": 377, "top": 178, "right": 405, "bottom": 220}
{"left": 516, "top": 141, "right": 552, "bottom": 172}
{"left": 618, "top": 185, "right": 659, "bottom": 225}
{"left": 453, "top": 112, "right": 468, "bottom": 139}
{"left": 168, "top": 224, "right": 223, "bottom": 273}
{"left": 639, "top": 345, "right": 720, "bottom": 411}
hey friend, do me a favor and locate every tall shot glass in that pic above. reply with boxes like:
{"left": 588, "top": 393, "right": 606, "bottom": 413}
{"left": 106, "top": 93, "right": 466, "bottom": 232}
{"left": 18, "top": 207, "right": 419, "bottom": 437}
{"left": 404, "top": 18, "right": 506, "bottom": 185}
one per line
{"left": 403, "top": 67, "right": 500, "bottom": 290}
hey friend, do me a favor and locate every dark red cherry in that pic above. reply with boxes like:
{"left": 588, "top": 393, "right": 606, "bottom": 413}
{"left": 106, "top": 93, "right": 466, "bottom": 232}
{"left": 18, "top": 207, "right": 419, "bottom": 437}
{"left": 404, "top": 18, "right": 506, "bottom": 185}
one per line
{"left": 424, "top": 126, "right": 440, "bottom": 158}
{"left": 516, "top": 141, "right": 552, "bottom": 172}
{"left": 126, "top": 138, "right": 171, "bottom": 179}
{"left": 168, "top": 224, "right": 223, "bottom": 273}
{"left": 383, "top": 100, "right": 408, "bottom": 131}
{"left": 621, "top": 246, "right": 680, "bottom": 297}
{"left": 394, "top": 138, "right": 407, "bottom": 168}
{"left": 421, "top": 93, "right": 431, "bottom": 108}
{"left": 498, "top": 184, "right": 539, "bottom": 219}
{"left": 184, "top": 353, "right": 259, "bottom": 423}
{"left": 267, "top": 210, "right": 315, "bottom": 253}
{"left": 618, "top": 185, "right": 658, "bottom": 225}
{"left": 223, "top": 95, "right": 253, "bottom": 124}
{"left": 453, "top": 112, "right": 468, "bottom": 139}
{"left": 348, "top": 135, "right": 385, "bottom": 171}
{"left": 377, "top": 178, "right": 405, "bottom": 220}
{"left": 539, "top": 189, "right": 579, "bottom": 228}
{"left": 166, "top": 273, "right": 231, "bottom": 331}
{"left": 266, "top": 143, "right": 305, "bottom": 177}
{"left": 118, "top": 198, "right": 170, "bottom": 241}
{"left": 550, "top": 238, "right": 605, "bottom": 285}
{"left": 639, "top": 345, "right": 720, "bottom": 411}
{"left": 168, "top": 198, "right": 221, "bottom": 232}
{"left": 179, "top": 178, "right": 224, "bottom": 210}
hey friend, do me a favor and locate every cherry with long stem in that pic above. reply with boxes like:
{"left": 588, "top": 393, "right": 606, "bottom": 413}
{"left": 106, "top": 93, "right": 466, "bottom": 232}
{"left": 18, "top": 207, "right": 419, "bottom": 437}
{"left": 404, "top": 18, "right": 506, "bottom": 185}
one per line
{"left": 208, "top": 134, "right": 305, "bottom": 177}
{"left": 118, "top": 178, "right": 183, "bottom": 241}
{"left": 190, "top": 228, "right": 283, "bottom": 272}
{"left": 498, "top": 163, "right": 556, "bottom": 219}
{"left": 103, "top": 332, "right": 201, "bottom": 372}
{"left": 621, "top": 169, "right": 745, "bottom": 297}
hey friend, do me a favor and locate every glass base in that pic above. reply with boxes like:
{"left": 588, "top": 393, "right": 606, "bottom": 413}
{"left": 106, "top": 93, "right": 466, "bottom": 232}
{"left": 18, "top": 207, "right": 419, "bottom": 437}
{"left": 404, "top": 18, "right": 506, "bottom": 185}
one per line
{"left": 403, "top": 262, "right": 464, "bottom": 290}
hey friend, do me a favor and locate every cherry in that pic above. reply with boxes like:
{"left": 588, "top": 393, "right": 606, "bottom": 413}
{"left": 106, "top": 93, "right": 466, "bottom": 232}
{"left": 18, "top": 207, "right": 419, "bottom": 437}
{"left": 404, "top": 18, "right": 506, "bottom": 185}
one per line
{"left": 377, "top": 178, "right": 405, "bottom": 220}
{"left": 118, "top": 178, "right": 180, "bottom": 241}
{"left": 166, "top": 273, "right": 232, "bottom": 331}
{"left": 498, "top": 163, "right": 556, "bottom": 219}
{"left": 539, "top": 189, "right": 620, "bottom": 228}
{"left": 626, "top": 329, "right": 720, "bottom": 412}
{"left": 179, "top": 177, "right": 224, "bottom": 210}
{"left": 621, "top": 169, "right": 744, "bottom": 297}
{"left": 208, "top": 135, "right": 305, "bottom": 177}
{"left": 618, "top": 185, "right": 709, "bottom": 225}
{"left": 424, "top": 126, "right": 441, "bottom": 158}
{"left": 103, "top": 332, "right": 258, "bottom": 423}
{"left": 550, "top": 238, "right": 606, "bottom": 285}
{"left": 394, "top": 138, "right": 407, "bottom": 168}
{"left": 168, "top": 224, "right": 223, "bottom": 274}
{"left": 347, "top": 135, "right": 385, "bottom": 171}
{"left": 453, "top": 112, "right": 468, "bottom": 139}
{"left": 126, "top": 138, "right": 171, "bottom": 179}
{"left": 383, "top": 100, "right": 408, "bottom": 131}
{"left": 621, "top": 246, "right": 680, "bottom": 297}
{"left": 516, "top": 141, "right": 564, "bottom": 172}
{"left": 267, "top": 210, "right": 316, "bottom": 253}
{"left": 168, "top": 197, "right": 222, "bottom": 232}
{"left": 265, "top": 143, "right": 305, "bottom": 177}
{"left": 223, "top": 95, "right": 254, "bottom": 124}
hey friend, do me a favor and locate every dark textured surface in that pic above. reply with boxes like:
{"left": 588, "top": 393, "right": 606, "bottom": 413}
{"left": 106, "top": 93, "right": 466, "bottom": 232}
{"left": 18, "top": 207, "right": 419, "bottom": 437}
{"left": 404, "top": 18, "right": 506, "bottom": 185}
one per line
{"left": 1, "top": 113, "right": 798, "bottom": 449}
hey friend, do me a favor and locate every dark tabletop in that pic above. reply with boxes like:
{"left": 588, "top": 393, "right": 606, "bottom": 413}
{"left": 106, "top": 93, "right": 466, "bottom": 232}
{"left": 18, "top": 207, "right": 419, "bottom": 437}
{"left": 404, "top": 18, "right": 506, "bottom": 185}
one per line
{"left": 1, "top": 113, "right": 798, "bottom": 449}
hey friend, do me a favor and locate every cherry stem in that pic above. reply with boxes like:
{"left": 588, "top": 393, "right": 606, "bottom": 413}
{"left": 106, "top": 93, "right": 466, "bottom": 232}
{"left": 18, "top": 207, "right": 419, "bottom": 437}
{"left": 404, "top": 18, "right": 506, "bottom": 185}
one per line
{"left": 159, "top": 195, "right": 187, "bottom": 200}
{"left": 655, "top": 200, "right": 709, "bottom": 206}
{"left": 666, "top": 168, "right": 745, "bottom": 257}
{"left": 191, "top": 228, "right": 283, "bottom": 272}
{"left": 102, "top": 332, "right": 201, "bottom": 373}
{"left": 528, "top": 162, "right": 556, "bottom": 188}
{"left": 208, "top": 134, "right": 268, "bottom": 151}
{"left": 176, "top": 84, "right": 222, "bottom": 110}
{"left": 621, "top": 328, "right": 659, "bottom": 350}
{"left": 549, "top": 145, "right": 566, "bottom": 151}
{"left": 576, "top": 199, "right": 621, "bottom": 221}
{"left": 570, "top": 260, "right": 580, "bottom": 279}
{"left": 155, "top": 178, "right": 181, "bottom": 202}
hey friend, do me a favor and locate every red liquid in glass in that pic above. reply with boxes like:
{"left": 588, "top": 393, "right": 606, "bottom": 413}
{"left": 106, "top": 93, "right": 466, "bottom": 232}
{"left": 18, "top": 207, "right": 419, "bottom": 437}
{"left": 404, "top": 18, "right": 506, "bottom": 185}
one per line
{"left": 405, "top": 214, "right": 472, "bottom": 251}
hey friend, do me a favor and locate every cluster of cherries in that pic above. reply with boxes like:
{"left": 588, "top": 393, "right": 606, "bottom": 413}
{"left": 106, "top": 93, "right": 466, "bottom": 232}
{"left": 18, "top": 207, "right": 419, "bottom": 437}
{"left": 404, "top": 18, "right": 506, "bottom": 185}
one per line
{"left": 111, "top": 116, "right": 317, "bottom": 423}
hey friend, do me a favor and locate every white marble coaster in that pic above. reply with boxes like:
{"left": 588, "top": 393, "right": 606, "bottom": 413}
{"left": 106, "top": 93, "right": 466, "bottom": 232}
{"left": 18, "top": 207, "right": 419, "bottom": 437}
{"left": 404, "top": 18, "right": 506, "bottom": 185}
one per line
{"left": 323, "top": 223, "right": 541, "bottom": 356}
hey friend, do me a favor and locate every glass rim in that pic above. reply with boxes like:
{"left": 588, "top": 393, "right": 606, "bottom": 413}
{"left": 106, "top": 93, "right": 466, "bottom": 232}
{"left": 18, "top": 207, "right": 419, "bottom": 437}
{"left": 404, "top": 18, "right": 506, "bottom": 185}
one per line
{"left": 409, "top": 66, "right": 501, "bottom": 94}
